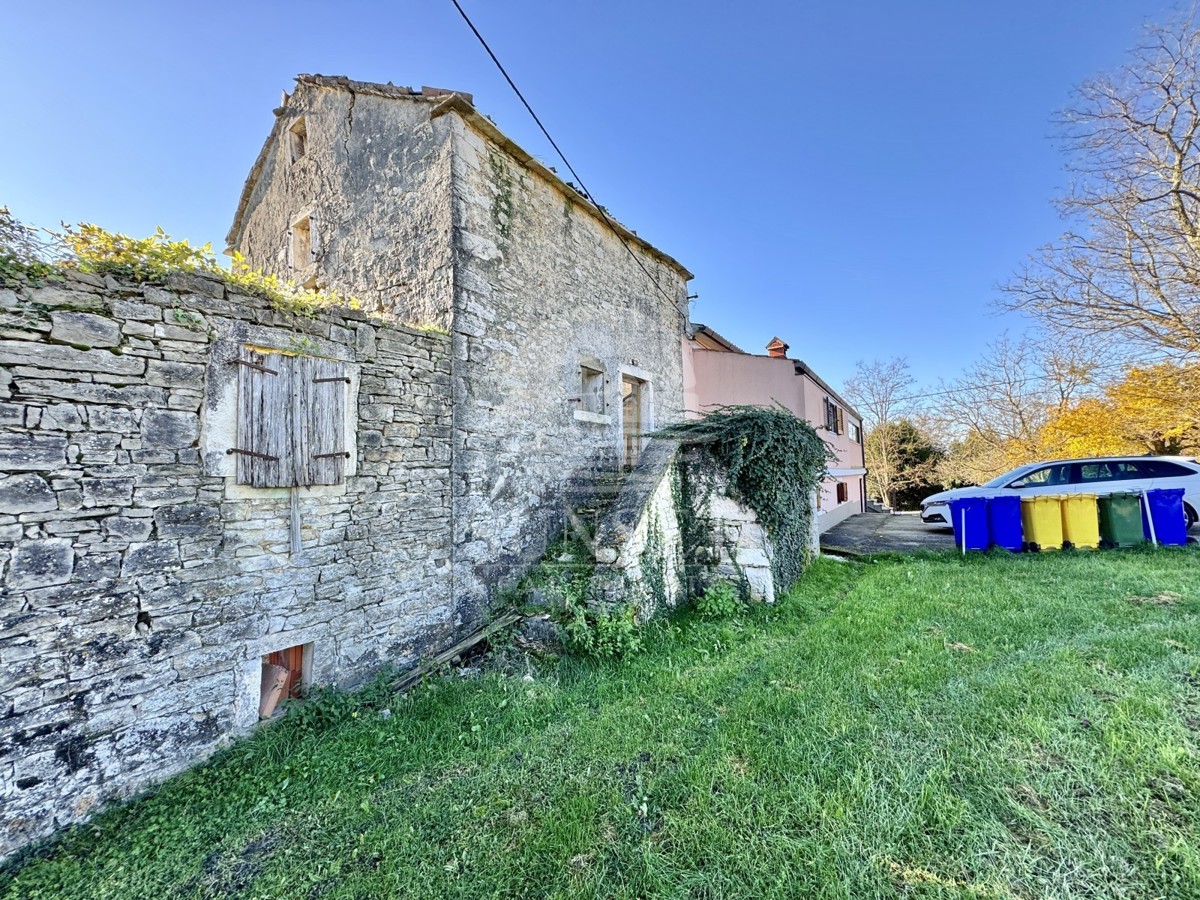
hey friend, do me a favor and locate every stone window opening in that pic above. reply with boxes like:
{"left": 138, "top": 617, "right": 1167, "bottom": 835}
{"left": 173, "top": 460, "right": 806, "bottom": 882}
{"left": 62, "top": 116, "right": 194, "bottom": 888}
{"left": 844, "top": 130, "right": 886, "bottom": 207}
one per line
{"left": 231, "top": 346, "right": 349, "bottom": 488}
{"left": 573, "top": 355, "right": 611, "bottom": 425}
{"left": 259, "top": 642, "right": 312, "bottom": 718}
{"left": 289, "top": 116, "right": 308, "bottom": 163}
{"left": 287, "top": 214, "right": 319, "bottom": 277}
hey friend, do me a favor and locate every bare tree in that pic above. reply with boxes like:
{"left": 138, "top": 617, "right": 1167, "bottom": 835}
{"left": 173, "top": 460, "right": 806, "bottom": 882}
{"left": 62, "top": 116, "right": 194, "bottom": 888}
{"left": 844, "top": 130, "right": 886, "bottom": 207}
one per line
{"left": 843, "top": 358, "right": 929, "bottom": 507}
{"left": 1003, "top": 15, "right": 1200, "bottom": 354}
{"left": 933, "top": 334, "right": 1100, "bottom": 483}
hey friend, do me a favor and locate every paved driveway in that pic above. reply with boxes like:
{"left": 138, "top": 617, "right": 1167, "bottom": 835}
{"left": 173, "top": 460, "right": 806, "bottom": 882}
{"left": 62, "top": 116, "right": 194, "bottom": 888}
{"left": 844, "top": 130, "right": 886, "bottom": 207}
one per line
{"left": 821, "top": 512, "right": 954, "bottom": 556}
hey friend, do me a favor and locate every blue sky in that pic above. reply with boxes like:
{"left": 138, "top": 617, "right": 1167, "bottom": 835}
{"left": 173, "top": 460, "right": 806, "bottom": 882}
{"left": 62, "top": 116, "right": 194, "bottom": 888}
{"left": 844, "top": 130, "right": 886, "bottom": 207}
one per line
{"left": 0, "top": 1, "right": 1182, "bottom": 392}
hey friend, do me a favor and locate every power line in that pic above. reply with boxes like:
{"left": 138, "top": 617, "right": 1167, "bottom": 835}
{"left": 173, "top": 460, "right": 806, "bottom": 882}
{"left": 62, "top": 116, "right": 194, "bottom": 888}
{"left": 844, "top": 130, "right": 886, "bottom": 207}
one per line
{"left": 886, "top": 357, "right": 1176, "bottom": 406}
{"left": 447, "top": 0, "right": 687, "bottom": 319}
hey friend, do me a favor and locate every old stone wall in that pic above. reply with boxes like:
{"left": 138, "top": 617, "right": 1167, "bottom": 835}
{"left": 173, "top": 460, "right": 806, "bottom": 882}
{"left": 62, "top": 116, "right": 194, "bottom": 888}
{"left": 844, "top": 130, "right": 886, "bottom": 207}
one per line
{"left": 0, "top": 270, "right": 453, "bottom": 857}
{"left": 445, "top": 113, "right": 692, "bottom": 619}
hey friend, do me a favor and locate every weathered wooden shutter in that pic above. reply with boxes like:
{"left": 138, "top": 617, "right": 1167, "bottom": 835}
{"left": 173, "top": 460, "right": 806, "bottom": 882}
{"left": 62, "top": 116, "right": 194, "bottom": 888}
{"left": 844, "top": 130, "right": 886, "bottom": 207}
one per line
{"left": 308, "top": 215, "right": 320, "bottom": 263}
{"left": 284, "top": 227, "right": 294, "bottom": 273}
{"left": 236, "top": 348, "right": 347, "bottom": 487}
{"left": 236, "top": 347, "right": 294, "bottom": 487}
{"left": 836, "top": 407, "right": 845, "bottom": 435}
{"left": 304, "top": 356, "right": 347, "bottom": 485}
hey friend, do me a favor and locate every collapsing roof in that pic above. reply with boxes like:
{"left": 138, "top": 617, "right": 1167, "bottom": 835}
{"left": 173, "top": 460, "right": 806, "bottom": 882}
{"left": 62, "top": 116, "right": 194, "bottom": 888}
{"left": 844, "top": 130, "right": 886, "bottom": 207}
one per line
{"left": 226, "top": 74, "right": 693, "bottom": 281}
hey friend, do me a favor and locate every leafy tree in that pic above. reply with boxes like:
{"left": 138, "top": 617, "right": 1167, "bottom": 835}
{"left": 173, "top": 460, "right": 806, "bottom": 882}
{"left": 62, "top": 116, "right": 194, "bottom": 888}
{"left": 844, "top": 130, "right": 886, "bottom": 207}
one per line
{"left": 863, "top": 418, "right": 944, "bottom": 510}
{"left": 1040, "top": 362, "right": 1200, "bottom": 456}
{"left": 1002, "top": 15, "right": 1200, "bottom": 355}
{"left": 843, "top": 358, "right": 923, "bottom": 508}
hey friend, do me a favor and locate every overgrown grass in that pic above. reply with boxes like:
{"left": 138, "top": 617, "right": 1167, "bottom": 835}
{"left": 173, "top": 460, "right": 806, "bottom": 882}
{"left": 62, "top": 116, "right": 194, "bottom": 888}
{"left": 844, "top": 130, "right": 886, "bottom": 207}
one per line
{"left": 5, "top": 549, "right": 1200, "bottom": 898}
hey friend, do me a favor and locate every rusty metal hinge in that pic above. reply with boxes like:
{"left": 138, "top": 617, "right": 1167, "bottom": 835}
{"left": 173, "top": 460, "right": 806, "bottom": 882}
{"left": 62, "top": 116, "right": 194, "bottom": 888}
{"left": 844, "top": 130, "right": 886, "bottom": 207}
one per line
{"left": 312, "top": 376, "right": 351, "bottom": 384}
{"left": 226, "top": 448, "right": 279, "bottom": 461}
{"left": 313, "top": 451, "right": 351, "bottom": 460}
{"left": 227, "top": 358, "right": 279, "bottom": 376}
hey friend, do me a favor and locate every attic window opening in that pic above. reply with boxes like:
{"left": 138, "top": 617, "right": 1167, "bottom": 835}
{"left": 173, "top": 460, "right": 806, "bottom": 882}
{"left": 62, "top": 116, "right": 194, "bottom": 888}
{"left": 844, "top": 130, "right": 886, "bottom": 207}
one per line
{"left": 289, "top": 215, "right": 318, "bottom": 274}
{"left": 289, "top": 116, "right": 308, "bottom": 163}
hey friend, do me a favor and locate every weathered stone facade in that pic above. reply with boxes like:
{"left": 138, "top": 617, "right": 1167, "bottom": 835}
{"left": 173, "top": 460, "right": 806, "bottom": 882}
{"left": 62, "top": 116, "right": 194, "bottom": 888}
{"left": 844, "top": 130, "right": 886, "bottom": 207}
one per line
{"left": 0, "top": 74, "right": 697, "bottom": 859}
{"left": 228, "top": 76, "right": 694, "bottom": 620}
{"left": 0, "top": 271, "right": 454, "bottom": 856}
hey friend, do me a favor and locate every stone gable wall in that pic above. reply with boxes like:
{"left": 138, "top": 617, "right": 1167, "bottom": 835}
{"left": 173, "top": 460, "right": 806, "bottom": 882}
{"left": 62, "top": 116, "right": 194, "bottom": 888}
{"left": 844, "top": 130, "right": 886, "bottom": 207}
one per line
{"left": 233, "top": 83, "right": 456, "bottom": 330}
{"left": 0, "top": 271, "right": 453, "bottom": 857}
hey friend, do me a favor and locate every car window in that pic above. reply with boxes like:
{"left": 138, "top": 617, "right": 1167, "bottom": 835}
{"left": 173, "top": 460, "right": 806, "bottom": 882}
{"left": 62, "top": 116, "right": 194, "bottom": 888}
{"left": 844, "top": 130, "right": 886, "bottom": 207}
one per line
{"left": 1143, "top": 460, "right": 1197, "bottom": 478}
{"left": 1008, "top": 464, "right": 1072, "bottom": 488}
{"left": 1080, "top": 461, "right": 1147, "bottom": 482}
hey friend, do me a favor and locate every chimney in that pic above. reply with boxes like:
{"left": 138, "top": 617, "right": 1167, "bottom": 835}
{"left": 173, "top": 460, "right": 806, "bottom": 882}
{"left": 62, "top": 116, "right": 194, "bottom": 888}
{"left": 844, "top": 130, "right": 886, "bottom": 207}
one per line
{"left": 766, "top": 337, "right": 789, "bottom": 359}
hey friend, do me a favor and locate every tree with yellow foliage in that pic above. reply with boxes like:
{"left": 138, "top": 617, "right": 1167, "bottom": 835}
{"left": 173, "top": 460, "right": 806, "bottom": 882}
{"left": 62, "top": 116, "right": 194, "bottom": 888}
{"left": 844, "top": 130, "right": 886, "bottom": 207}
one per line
{"left": 1040, "top": 364, "right": 1200, "bottom": 457}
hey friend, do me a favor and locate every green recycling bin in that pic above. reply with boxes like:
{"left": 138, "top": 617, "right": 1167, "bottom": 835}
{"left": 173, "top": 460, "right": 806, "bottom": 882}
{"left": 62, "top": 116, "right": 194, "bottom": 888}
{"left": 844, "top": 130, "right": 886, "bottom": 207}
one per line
{"left": 1098, "top": 492, "right": 1144, "bottom": 548}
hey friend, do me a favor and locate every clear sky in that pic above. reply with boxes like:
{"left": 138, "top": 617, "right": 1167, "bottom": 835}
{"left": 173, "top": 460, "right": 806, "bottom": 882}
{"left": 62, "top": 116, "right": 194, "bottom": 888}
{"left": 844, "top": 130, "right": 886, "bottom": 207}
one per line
{"left": 0, "top": 0, "right": 1183, "bottom": 392}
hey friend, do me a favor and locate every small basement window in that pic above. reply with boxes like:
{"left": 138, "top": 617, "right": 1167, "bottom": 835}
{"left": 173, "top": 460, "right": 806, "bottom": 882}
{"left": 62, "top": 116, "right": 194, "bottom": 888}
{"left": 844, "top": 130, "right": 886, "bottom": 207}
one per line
{"left": 259, "top": 642, "right": 312, "bottom": 718}
{"left": 289, "top": 116, "right": 308, "bottom": 163}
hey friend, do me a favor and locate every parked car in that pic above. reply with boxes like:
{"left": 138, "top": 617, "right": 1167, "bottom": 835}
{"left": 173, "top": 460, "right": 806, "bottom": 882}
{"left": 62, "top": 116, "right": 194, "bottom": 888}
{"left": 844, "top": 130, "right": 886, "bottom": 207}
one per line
{"left": 920, "top": 456, "right": 1200, "bottom": 529}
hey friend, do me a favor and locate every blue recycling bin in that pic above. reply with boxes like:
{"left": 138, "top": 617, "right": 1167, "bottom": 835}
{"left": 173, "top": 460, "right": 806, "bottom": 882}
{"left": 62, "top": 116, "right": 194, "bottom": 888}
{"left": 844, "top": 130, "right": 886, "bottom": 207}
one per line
{"left": 949, "top": 496, "right": 989, "bottom": 551}
{"left": 1142, "top": 488, "right": 1188, "bottom": 546}
{"left": 986, "top": 495, "right": 1023, "bottom": 552}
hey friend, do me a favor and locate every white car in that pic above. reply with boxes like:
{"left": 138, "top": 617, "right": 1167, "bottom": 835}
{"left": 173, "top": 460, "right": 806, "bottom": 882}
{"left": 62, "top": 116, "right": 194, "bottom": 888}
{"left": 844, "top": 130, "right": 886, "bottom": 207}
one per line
{"left": 920, "top": 456, "right": 1200, "bottom": 529}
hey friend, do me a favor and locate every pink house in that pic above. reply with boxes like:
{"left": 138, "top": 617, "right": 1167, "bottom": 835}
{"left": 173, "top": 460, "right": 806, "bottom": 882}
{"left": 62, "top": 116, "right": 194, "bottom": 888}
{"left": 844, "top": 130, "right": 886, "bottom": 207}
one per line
{"left": 683, "top": 326, "right": 866, "bottom": 532}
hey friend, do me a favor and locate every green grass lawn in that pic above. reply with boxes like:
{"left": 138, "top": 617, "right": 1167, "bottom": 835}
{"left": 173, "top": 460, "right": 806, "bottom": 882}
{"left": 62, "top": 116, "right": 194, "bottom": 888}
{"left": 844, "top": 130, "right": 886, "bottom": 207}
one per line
{"left": 5, "top": 549, "right": 1200, "bottom": 899}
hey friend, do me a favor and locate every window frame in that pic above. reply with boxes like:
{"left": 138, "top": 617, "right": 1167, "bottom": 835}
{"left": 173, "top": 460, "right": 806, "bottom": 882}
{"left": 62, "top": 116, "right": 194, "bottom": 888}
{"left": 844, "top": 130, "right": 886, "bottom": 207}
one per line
{"left": 288, "top": 116, "right": 308, "bottom": 164}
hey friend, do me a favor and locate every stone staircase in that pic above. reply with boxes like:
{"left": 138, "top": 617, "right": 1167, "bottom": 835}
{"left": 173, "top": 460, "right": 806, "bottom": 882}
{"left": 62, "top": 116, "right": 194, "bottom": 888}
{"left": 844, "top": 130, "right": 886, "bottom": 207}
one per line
{"left": 566, "top": 469, "right": 627, "bottom": 554}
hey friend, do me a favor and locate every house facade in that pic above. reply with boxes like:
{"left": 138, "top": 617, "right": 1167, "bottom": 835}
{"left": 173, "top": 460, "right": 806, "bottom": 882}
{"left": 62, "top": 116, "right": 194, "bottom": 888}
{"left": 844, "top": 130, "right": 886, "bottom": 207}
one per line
{"left": 1, "top": 76, "right": 695, "bottom": 857}
{"left": 227, "top": 75, "right": 693, "bottom": 619}
{"left": 683, "top": 327, "right": 866, "bottom": 531}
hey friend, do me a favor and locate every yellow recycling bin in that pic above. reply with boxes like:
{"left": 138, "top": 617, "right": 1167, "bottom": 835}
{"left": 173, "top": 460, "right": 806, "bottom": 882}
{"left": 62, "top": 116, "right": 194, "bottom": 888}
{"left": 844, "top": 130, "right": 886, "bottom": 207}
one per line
{"left": 1060, "top": 493, "right": 1100, "bottom": 549}
{"left": 1021, "top": 494, "right": 1064, "bottom": 551}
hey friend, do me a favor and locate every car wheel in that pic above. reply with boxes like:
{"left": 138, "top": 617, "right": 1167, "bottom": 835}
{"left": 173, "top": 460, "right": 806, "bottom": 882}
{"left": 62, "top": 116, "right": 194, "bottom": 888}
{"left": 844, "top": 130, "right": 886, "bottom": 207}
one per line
{"left": 1186, "top": 503, "right": 1198, "bottom": 530}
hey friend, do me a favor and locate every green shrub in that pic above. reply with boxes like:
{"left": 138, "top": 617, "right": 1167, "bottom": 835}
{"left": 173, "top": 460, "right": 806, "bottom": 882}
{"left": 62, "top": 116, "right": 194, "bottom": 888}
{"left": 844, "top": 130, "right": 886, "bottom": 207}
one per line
{"left": 0, "top": 209, "right": 363, "bottom": 319}
{"left": 695, "top": 579, "right": 742, "bottom": 619}
{"left": 562, "top": 602, "right": 643, "bottom": 658}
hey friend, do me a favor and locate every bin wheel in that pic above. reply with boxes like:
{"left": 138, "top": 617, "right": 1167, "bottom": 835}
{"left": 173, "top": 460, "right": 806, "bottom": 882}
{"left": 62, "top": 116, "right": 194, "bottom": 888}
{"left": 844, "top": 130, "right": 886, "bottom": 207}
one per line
{"left": 1026, "top": 542, "right": 1039, "bottom": 553}
{"left": 1063, "top": 541, "right": 1074, "bottom": 551}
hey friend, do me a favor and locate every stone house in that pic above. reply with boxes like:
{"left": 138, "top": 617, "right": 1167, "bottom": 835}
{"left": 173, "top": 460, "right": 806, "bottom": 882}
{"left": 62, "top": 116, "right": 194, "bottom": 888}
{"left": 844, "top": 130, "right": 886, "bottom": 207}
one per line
{"left": 683, "top": 326, "right": 866, "bottom": 532}
{"left": 0, "top": 77, "right": 698, "bottom": 856}
{"left": 225, "top": 74, "right": 695, "bottom": 617}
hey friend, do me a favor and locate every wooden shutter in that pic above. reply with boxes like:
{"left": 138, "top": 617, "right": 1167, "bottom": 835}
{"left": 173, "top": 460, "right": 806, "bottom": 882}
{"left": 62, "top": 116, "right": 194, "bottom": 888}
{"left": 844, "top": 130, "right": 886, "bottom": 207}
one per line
{"left": 308, "top": 215, "right": 320, "bottom": 263}
{"left": 284, "top": 227, "right": 294, "bottom": 274}
{"left": 235, "top": 348, "right": 347, "bottom": 487}
{"left": 836, "top": 407, "right": 845, "bottom": 435}
{"left": 236, "top": 347, "right": 294, "bottom": 487}
{"left": 305, "top": 356, "right": 347, "bottom": 485}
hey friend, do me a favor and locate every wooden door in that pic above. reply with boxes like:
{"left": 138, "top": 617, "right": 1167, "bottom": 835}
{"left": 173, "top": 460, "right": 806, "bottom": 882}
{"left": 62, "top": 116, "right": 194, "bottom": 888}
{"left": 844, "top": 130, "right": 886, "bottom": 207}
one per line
{"left": 622, "top": 377, "right": 642, "bottom": 468}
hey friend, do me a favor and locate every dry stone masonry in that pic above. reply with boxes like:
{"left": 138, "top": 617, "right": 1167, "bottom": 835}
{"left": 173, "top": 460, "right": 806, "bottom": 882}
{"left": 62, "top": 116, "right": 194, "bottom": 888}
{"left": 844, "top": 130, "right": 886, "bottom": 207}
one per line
{"left": 0, "top": 271, "right": 454, "bottom": 856}
{"left": 228, "top": 76, "right": 695, "bottom": 621}
{"left": 2, "top": 73, "right": 726, "bottom": 859}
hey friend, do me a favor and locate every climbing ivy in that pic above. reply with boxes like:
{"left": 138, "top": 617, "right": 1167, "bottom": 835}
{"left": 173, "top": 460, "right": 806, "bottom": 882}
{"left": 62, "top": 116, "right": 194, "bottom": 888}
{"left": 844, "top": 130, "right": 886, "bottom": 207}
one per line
{"left": 659, "top": 406, "right": 833, "bottom": 594}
